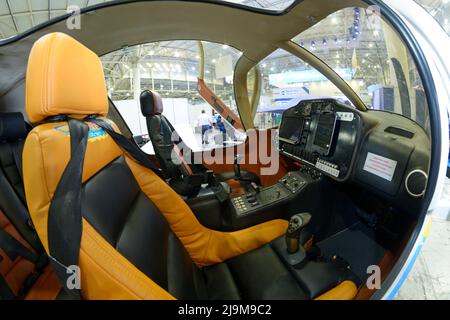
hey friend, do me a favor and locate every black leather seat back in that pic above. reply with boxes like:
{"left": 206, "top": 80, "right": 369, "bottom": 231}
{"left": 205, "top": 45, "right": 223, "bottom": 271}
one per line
{"left": 0, "top": 113, "right": 27, "bottom": 202}
{"left": 140, "top": 90, "right": 191, "bottom": 178}
{"left": 0, "top": 112, "right": 43, "bottom": 251}
{"left": 81, "top": 155, "right": 207, "bottom": 299}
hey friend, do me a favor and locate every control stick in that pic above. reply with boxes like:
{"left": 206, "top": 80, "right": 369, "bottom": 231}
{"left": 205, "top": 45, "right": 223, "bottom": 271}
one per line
{"left": 286, "top": 213, "right": 312, "bottom": 254}
{"left": 234, "top": 154, "right": 242, "bottom": 179}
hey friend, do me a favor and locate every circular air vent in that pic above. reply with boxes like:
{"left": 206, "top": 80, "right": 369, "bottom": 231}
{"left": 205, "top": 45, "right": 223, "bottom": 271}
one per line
{"left": 405, "top": 170, "right": 428, "bottom": 198}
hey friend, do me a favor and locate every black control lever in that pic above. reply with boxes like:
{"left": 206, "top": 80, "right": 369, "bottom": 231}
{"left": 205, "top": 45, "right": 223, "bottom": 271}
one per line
{"left": 286, "top": 213, "right": 312, "bottom": 254}
{"left": 234, "top": 154, "right": 242, "bottom": 179}
{"left": 205, "top": 170, "right": 219, "bottom": 187}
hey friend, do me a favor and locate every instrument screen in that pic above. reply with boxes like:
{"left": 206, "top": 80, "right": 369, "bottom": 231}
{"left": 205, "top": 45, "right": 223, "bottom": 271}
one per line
{"left": 279, "top": 116, "right": 305, "bottom": 145}
{"left": 278, "top": 99, "right": 360, "bottom": 181}
{"left": 312, "top": 113, "right": 337, "bottom": 156}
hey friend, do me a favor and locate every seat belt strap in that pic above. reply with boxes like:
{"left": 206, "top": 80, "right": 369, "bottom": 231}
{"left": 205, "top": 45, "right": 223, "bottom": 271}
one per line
{"left": 0, "top": 228, "right": 39, "bottom": 263}
{"left": 88, "top": 118, "right": 163, "bottom": 177}
{"left": 11, "top": 141, "right": 23, "bottom": 181}
{"left": 47, "top": 119, "right": 88, "bottom": 300}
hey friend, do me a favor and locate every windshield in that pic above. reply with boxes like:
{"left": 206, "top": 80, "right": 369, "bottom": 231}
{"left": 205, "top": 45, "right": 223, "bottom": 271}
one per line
{"left": 292, "top": 7, "right": 430, "bottom": 134}
{"left": 101, "top": 40, "right": 247, "bottom": 153}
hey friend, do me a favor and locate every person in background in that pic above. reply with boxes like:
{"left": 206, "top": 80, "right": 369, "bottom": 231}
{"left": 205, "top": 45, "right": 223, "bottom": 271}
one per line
{"left": 198, "top": 110, "right": 212, "bottom": 145}
{"left": 216, "top": 116, "right": 227, "bottom": 146}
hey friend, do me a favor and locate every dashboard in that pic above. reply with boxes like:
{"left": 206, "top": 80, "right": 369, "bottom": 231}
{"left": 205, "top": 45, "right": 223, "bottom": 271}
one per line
{"left": 278, "top": 99, "right": 361, "bottom": 181}
{"left": 277, "top": 97, "right": 431, "bottom": 213}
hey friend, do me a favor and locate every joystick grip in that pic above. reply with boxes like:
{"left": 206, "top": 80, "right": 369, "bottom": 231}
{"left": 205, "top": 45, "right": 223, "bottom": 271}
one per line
{"left": 286, "top": 213, "right": 311, "bottom": 254}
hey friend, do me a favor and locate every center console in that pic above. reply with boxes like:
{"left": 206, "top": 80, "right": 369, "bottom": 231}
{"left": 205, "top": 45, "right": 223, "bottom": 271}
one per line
{"left": 231, "top": 172, "right": 308, "bottom": 216}
{"left": 188, "top": 168, "right": 324, "bottom": 231}
{"left": 222, "top": 168, "right": 324, "bottom": 230}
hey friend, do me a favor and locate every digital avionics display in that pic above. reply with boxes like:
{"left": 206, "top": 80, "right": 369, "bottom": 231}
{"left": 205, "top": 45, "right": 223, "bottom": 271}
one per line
{"left": 279, "top": 117, "right": 304, "bottom": 144}
{"left": 313, "top": 113, "right": 337, "bottom": 156}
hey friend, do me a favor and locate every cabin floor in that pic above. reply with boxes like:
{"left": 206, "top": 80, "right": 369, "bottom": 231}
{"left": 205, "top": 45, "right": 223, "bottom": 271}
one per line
{"left": 395, "top": 178, "right": 450, "bottom": 300}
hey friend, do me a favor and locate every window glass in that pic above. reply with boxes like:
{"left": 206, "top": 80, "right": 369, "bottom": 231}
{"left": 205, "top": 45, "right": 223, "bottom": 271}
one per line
{"left": 202, "top": 41, "right": 242, "bottom": 119}
{"left": 101, "top": 41, "right": 246, "bottom": 154}
{"left": 252, "top": 49, "right": 352, "bottom": 130}
{"left": 291, "top": 7, "right": 430, "bottom": 133}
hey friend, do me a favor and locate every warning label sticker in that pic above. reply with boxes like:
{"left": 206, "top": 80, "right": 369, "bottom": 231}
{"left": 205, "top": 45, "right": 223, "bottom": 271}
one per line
{"left": 363, "top": 152, "right": 397, "bottom": 181}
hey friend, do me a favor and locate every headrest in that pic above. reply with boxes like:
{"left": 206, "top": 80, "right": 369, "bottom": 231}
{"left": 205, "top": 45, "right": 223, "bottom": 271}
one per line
{"left": 26, "top": 33, "right": 108, "bottom": 123}
{"left": 140, "top": 90, "right": 163, "bottom": 116}
{"left": 0, "top": 113, "right": 28, "bottom": 142}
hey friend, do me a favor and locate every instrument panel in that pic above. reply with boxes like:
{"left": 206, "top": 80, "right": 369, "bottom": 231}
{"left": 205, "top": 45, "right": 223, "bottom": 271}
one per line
{"left": 278, "top": 99, "right": 361, "bottom": 181}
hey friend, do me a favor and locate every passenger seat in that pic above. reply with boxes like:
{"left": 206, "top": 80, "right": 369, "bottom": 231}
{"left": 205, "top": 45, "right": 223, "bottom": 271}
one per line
{"left": 140, "top": 90, "right": 260, "bottom": 197}
{"left": 0, "top": 112, "right": 61, "bottom": 300}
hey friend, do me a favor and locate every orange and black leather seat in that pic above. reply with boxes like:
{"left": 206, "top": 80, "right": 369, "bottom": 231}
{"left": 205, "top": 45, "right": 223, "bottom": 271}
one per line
{"left": 22, "top": 32, "right": 358, "bottom": 300}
